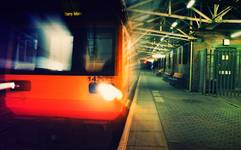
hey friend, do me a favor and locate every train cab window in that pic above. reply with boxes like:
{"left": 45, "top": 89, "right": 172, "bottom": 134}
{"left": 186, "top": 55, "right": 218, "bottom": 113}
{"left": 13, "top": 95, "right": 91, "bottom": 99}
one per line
{"left": 10, "top": 20, "right": 74, "bottom": 72}
{"left": 85, "top": 28, "right": 116, "bottom": 75}
{"left": 1, "top": 19, "right": 116, "bottom": 76}
{"left": 35, "top": 22, "right": 74, "bottom": 72}
{"left": 12, "top": 33, "right": 37, "bottom": 70}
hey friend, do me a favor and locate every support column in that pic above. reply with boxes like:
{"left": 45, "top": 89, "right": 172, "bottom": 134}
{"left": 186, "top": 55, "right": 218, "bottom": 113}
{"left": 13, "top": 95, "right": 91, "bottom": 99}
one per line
{"left": 189, "top": 41, "right": 193, "bottom": 91}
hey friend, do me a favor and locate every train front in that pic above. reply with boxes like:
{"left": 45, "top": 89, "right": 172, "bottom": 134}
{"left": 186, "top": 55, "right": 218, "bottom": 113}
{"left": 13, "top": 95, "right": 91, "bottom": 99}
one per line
{"left": 0, "top": 0, "right": 129, "bottom": 122}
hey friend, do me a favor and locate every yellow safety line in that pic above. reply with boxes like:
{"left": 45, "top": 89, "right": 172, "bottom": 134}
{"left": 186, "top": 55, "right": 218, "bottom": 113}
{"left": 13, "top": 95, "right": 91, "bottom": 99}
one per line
{"left": 117, "top": 75, "right": 141, "bottom": 150}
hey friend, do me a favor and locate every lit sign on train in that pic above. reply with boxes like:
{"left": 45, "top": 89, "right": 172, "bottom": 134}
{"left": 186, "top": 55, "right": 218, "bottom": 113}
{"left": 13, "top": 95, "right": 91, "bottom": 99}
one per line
{"left": 64, "top": 11, "right": 82, "bottom": 17}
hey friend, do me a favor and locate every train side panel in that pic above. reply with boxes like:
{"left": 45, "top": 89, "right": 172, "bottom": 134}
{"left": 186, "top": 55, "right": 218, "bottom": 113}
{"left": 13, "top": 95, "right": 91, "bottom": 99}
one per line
{"left": 4, "top": 75, "right": 125, "bottom": 121}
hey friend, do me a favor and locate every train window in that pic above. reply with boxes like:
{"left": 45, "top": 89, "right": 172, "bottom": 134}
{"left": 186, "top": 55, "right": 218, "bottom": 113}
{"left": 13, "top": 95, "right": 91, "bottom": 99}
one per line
{"left": 0, "top": 27, "right": 12, "bottom": 69}
{"left": 85, "top": 28, "right": 115, "bottom": 75}
{"left": 35, "top": 22, "right": 74, "bottom": 71}
{"left": 10, "top": 20, "right": 74, "bottom": 72}
{"left": 13, "top": 33, "right": 37, "bottom": 70}
{"left": 0, "top": 19, "right": 116, "bottom": 75}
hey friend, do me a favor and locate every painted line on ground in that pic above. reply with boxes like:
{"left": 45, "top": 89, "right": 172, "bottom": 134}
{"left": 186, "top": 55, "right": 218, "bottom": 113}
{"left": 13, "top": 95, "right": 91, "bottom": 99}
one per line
{"left": 152, "top": 90, "right": 161, "bottom": 97}
{"left": 154, "top": 97, "right": 165, "bottom": 103}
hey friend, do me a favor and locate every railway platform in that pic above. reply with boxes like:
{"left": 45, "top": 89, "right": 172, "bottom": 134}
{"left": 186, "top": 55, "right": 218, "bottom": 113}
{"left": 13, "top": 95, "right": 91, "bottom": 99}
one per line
{"left": 119, "top": 71, "right": 241, "bottom": 150}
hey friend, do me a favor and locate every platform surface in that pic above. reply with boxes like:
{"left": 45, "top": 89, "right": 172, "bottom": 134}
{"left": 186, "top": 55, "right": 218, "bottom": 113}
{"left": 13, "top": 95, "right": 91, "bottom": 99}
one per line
{"left": 126, "top": 72, "right": 168, "bottom": 150}
{"left": 126, "top": 71, "right": 241, "bottom": 150}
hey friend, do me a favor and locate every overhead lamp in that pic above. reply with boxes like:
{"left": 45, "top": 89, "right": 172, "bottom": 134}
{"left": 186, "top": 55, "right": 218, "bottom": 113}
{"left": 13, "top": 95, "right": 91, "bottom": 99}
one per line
{"left": 147, "top": 58, "right": 155, "bottom": 63}
{"left": 187, "top": 0, "right": 195, "bottom": 8}
{"left": 230, "top": 31, "right": 241, "bottom": 38}
{"left": 152, "top": 53, "right": 165, "bottom": 59}
{"left": 223, "top": 39, "right": 230, "bottom": 45}
{"left": 170, "top": 21, "right": 178, "bottom": 30}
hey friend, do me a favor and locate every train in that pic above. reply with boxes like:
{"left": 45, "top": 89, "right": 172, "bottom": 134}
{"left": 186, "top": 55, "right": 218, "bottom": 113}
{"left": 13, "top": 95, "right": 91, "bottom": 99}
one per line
{"left": 0, "top": 0, "right": 138, "bottom": 127}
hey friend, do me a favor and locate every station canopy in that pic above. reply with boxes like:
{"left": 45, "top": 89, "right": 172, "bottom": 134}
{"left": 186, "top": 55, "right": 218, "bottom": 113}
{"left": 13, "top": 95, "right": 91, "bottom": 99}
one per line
{"left": 124, "top": 0, "right": 241, "bottom": 58}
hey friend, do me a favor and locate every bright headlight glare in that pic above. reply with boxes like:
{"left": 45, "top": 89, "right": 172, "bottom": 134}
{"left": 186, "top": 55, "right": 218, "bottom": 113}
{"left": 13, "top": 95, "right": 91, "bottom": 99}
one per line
{"left": 0, "top": 82, "right": 15, "bottom": 90}
{"left": 97, "top": 83, "right": 123, "bottom": 101}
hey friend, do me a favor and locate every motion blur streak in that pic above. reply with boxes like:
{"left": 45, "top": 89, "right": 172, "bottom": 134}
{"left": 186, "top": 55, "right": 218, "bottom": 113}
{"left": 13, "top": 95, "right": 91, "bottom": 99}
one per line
{"left": 0, "top": 82, "right": 15, "bottom": 90}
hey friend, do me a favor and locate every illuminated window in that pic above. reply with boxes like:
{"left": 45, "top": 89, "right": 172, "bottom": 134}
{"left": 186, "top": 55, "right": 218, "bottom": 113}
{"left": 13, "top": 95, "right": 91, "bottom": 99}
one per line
{"left": 223, "top": 39, "right": 230, "bottom": 46}
{"left": 85, "top": 27, "right": 115, "bottom": 75}
{"left": 1, "top": 18, "right": 116, "bottom": 75}
{"left": 11, "top": 19, "right": 74, "bottom": 72}
{"left": 36, "top": 20, "right": 74, "bottom": 71}
{"left": 13, "top": 33, "right": 37, "bottom": 70}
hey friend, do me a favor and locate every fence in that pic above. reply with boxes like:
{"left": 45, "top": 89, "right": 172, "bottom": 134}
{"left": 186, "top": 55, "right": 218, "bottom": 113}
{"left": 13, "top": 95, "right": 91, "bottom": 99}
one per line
{"left": 199, "top": 47, "right": 241, "bottom": 96}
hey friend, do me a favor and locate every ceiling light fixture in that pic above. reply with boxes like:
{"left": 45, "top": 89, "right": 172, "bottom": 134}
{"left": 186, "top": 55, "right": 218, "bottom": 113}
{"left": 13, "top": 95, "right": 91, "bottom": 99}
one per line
{"left": 231, "top": 31, "right": 241, "bottom": 38}
{"left": 187, "top": 0, "right": 195, "bottom": 8}
{"left": 170, "top": 21, "right": 178, "bottom": 30}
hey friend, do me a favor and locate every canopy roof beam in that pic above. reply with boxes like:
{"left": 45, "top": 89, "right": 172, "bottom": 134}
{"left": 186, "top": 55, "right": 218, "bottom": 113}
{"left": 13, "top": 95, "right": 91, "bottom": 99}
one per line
{"left": 134, "top": 31, "right": 190, "bottom": 41}
{"left": 128, "top": 0, "right": 153, "bottom": 9}
{"left": 136, "top": 28, "right": 196, "bottom": 40}
{"left": 191, "top": 7, "right": 212, "bottom": 21}
{"left": 128, "top": 8, "right": 211, "bottom": 23}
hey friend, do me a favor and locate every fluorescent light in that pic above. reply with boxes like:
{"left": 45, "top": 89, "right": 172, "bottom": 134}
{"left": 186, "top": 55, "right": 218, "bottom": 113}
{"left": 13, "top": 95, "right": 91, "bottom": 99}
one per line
{"left": 171, "top": 21, "right": 178, "bottom": 28}
{"left": 223, "top": 39, "right": 230, "bottom": 45}
{"left": 147, "top": 58, "right": 155, "bottom": 63}
{"left": 152, "top": 53, "right": 165, "bottom": 59}
{"left": 187, "top": 0, "right": 195, "bottom": 8}
{"left": 231, "top": 31, "right": 241, "bottom": 38}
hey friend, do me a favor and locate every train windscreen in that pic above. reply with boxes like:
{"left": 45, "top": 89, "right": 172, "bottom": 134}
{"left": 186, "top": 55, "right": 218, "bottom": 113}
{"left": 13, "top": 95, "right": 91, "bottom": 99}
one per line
{"left": 0, "top": 0, "right": 118, "bottom": 76}
{"left": 0, "top": 24, "right": 116, "bottom": 75}
{"left": 85, "top": 28, "right": 115, "bottom": 74}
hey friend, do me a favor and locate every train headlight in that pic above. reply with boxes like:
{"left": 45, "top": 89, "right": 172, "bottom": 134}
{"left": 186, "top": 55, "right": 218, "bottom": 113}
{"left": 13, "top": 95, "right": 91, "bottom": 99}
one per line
{"left": 97, "top": 83, "right": 123, "bottom": 101}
